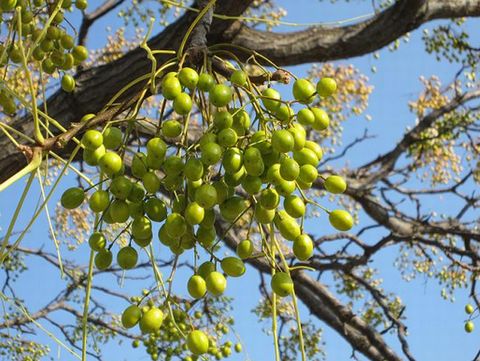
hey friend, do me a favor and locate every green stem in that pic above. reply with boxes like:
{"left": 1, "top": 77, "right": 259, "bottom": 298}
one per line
{"left": 81, "top": 251, "right": 95, "bottom": 361}
{"left": 270, "top": 223, "right": 281, "bottom": 361}
{"left": 0, "top": 171, "right": 35, "bottom": 260}
{"left": 272, "top": 233, "right": 307, "bottom": 361}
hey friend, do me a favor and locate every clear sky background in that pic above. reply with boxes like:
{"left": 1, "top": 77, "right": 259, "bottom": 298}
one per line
{"left": 0, "top": 1, "right": 478, "bottom": 360}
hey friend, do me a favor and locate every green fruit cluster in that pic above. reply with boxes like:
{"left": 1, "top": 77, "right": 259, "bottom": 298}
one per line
{"left": 60, "top": 64, "right": 351, "bottom": 353}
{"left": 0, "top": 0, "right": 89, "bottom": 114}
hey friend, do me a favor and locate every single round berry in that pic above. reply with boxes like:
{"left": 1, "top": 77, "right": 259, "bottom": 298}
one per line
{"left": 121, "top": 305, "right": 142, "bottom": 329}
{"left": 271, "top": 130, "right": 295, "bottom": 153}
{"left": 94, "top": 250, "right": 112, "bottom": 270}
{"left": 293, "top": 234, "right": 314, "bottom": 261}
{"left": 88, "top": 232, "right": 106, "bottom": 252}
{"left": 187, "top": 275, "right": 207, "bottom": 299}
{"left": 221, "top": 257, "right": 246, "bottom": 277}
{"left": 82, "top": 130, "right": 103, "bottom": 150}
{"left": 293, "top": 78, "right": 316, "bottom": 104}
{"left": 117, "top": 246, "right": 138, "bottom": 269}
{"left": 187, "top": 330, "right": 209, "bottom": 355}
{"left": 329, "top": 209, "right": 354, "bottom": 231}
{"left": 311, "top": 108, "right": 330, "bottom": 131}
{"left": 178, "top": 67, "right": 199, "bottom": 89}
{"left": 99, "top": 152, "right": 123, "bottom": 177}
{"left": 465, "top": 304, "right": 475, "bottom": 315}
{"left": 103, "top": 127, "right": 123, "bottom": 149}
{"left": 317, "top": 77, "right": 337, "bottom": 98}
{"left": 198, "top": 73, "right": 215, "bottom": 92}
{"left": 230, "top": 70, "right": 247, "bottom": 87}
{"left": 236, "top": 239, "right": 254, "bottom": 259}
{"left": 173, "top": 93, "right": 192, "bottom": 115}
{"left": 206, "top": 271, "right": 227, "bottom": 296}
{"left": 465, "top": 321, "right": 474, "bottom": 333}
{"left": 61, "top": 187, "right": 85, "bottom": 209}
{"left": 209, "top": 84, "right": 233, "bottom": 107}
{"left": 162, "top": 76, "right": 181, "bottom": 100}
{"left": 61, "top": 74, "right": 75, "bottom": 92}
{"left": 271, "top": 272, "right": 294, "bottom": 297}
{"left": 324, "top": 175, "right": 347, "bottom": 194}
{"left": 139, "top": 307, "right": 164, "bottom": 334}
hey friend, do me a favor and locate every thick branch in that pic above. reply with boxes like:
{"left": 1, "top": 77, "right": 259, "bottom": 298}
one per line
{"left": 229, "top": 0, "right": 480, "bottom": 65}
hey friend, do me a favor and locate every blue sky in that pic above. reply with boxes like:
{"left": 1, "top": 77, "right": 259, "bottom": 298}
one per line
{"left": 0, "top": 1, "right": 478, "bottom": 360}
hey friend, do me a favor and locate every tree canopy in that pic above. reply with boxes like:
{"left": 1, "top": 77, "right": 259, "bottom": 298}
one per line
{"left": 1, "top": 1, "right": 480, "bottom": 361}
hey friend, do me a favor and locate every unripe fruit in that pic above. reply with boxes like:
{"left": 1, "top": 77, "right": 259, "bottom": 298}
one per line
{"left": 293, "top": 78, "right": 315, "bottom": 104}
{"left": 165, "top": 213, "right": 187, "bottom": 238}
{"left": 117, "top": 246, "right": 138, "bottom": 269}
{"left": 299, "top": 164, "right": 318, "bottom": 183}
{"left": 84, "top": 141, "right": 101, "bottom": 160}
{"left": 260, "top": 188, "right": 280, "bottom": 210}
{"left": 261, "top": 88, "right": 281, "bottom": 111}
{"left": 465, "top": 321, "right": 474, "bottom": 333}
{"left": 94, "top": 250, "right": 112, "bottom": 270}
{"left": 198, "top": 261, "right": 215, "bottom": 279}
{"left": 210, "top": 84, "right": 232, "bottom": 107}
{"left": 206, "top": 271, "right": 227, "bottom": 296}
{"left": 293, "top": 234, "right": 314, "bottom": 261}
{"left": 102, "top": 127, "right": 123, "bottom": 149}
{"left": 185, "top": 202, "right": 205, "bottom": 225}
{"left": 178, "top": 67, "right": 199, "bottom": 89}
{"left": 162, "top": 76, "right": 181, "bottom": 100}
{"left": 72, "top": 45, "right": 88, "bottom": 62}
{"left": 195, "top": 184, "right": 217, "bottom": 209}
{"left": 61, "top": 75, "right": 75, "bottom": 92}
{"left": 131, "top": 153, "right": 148, "bottom": 178}
{"left": 109, "top": 199, "right": 129, "bottom": 223}
{"left": 466, "top": 304, "right": 475, "bottom": 314}
{"left": 187, "top": 275, "right": 207, "bottom": 299}
{"left": 122, "top": 305, "right": 142, "bottom": 328}
{"left": 82, "top": 130, "right": 103, "bottom": 150}
{"left": 324, "top": 175, "right": 347, "bottom": 194}
{"left": 311, "top": 108, "right": 330, "bottom": 131}
{"left": 284, "top": 195, "right": 306, "bottom": 218}
{"left": 317, "top": 77, "right": 337, "bottom": 97}
{"left": 187, "top": 330, "right": 209, "bottom": 355}
{"left": 236, "top": 239, "right": 254, "bottom": 259}
{"left": 88, "top": 232, "right": 106, "bottom": 251}
{"left": 144, "top": 198, "right": 167, "bottom": 222}
{"left": 221, "top": 257, "right": 246, "bottom": 277}
{"left": 220, "top": 196, "right": 248, "bottom": 222}
{"left": 198, "top": 73, "right": 215, "bottom": 92}
{"left": 231, "top": 69, "right": 247, "bottom": 87}
{"left": 201, "top": 142, "right": 222, "bottom": 165}
{"left": 110, "top": 176, "right": 132, "bottom": 200}
{"left": 297, "top": 108, "right": 315, "bottom": 126}
{"left": 146, "top": 137, "right": 167, "bottom": 159}
{"left": 329, "top": 209, "right": 353, "bottom": 231}
{"left": 274, "top": 210, "right": 301, "bottom": 241}
{"left": 280, "top": 158, "right": 300, "bottom": 181}
{"left": 99, "top": 152, "right": 123, "bottom": 177}
{"left": 142, "top": 172, "right": 161, "bottom": 194}
{"left": 214, "top": 111, "right": 233, "bottom": 129}
{"left": 271, "top": 129, "right": 294, "bottom": 153}
{"left": 61, "top": 187, "right": 85, "bottom": 209}
{"left": 271, "top": 272, "right": 294, "bottom": 297}
{"left": 254, "top": 204, "right": 276, "bottom": 224}
{"left": 173, "top": 93, "right": 192, "bottom": 115}
{"left": 139, "top": 307, "right": 164, "bottom": 333}
{"left": 184, "top": 158, "right": 204, "bottom": 181}
{"left": 242, "top": 175, "right": 262, "bottom": 195}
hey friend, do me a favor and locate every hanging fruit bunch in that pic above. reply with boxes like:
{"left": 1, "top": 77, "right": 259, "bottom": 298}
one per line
{"left": 0, "top": 1, "right": 352, "bottom": 359}
{"left": 60, "top": 52, "right": 351, "bottom": 359}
